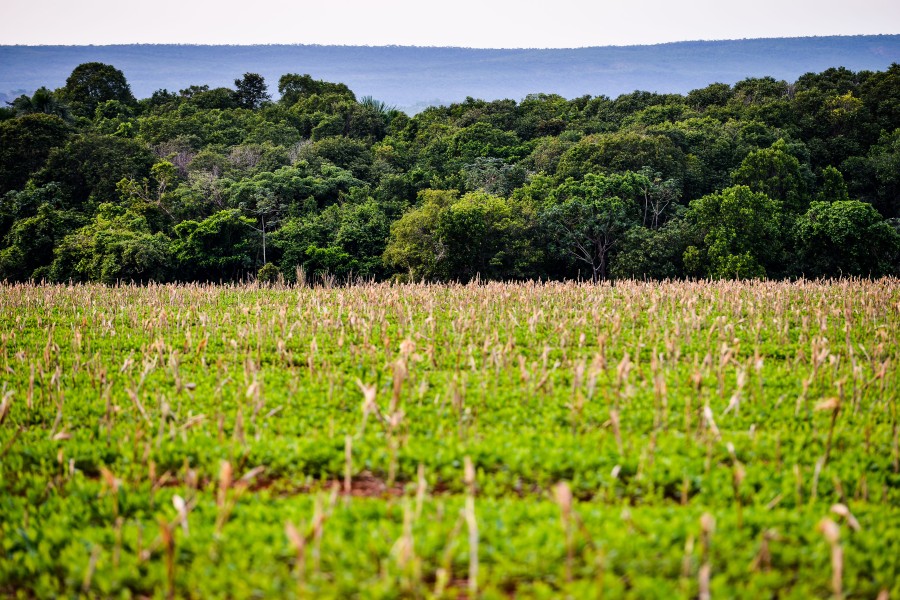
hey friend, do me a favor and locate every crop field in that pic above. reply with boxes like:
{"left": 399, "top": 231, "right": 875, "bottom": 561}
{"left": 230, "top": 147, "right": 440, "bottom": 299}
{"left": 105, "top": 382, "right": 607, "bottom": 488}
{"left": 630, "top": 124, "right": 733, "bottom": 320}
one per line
{"left": 0, "top": 279, "right": 898, "bottom": 598}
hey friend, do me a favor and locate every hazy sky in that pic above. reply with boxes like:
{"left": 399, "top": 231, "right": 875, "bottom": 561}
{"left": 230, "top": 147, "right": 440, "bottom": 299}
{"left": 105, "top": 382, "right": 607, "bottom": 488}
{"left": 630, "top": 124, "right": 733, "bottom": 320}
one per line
{"left": 3, "top": 0, "right": 898, "bottom": 47}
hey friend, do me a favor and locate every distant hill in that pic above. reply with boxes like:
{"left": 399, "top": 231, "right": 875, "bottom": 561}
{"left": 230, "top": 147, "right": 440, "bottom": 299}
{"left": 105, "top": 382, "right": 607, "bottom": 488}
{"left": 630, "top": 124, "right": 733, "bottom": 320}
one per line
{"left": 1, "top": 36, "right": 898, "bottom": 113}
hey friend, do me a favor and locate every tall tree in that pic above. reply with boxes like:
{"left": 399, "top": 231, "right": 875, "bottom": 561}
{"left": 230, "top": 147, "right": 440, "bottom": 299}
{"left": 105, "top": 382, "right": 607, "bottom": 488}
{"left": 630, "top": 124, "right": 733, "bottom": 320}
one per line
{"left": 173, "top": 210, "right": 257, "bottom": 281}
{"left": 542, "top": 175, "right": 640, "bottom": 282}
{"left": 794, "top": 200, "right": 900, "bottom": 277}
{"left": 277, "top": 73, "right": 355, "bottom": 106}
{"left": 384, "top": 190, "right": 539, "bottom": 281}
{"left": 685, "top": 185, "right": 783, "bottom": 279}
{"left": 731, "top": 139, "right": 812, "bottom": 214}
{"left": 58, "top": 63, "right": 135, "bottom": 118}
{"left": 49, "top": 203, "right": 172, "bottom": 284}
{"left": 234, "top": 73, "right": 270, "bottom": 110}
{"left": 0, "top": 114, "right": 71, "bottom": 195}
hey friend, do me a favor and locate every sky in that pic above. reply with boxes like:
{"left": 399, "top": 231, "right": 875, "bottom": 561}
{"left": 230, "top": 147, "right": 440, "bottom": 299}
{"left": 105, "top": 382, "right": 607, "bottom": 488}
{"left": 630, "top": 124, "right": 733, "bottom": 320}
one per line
{"left": 2, "top": 0, "right": 898, "bottom": 47}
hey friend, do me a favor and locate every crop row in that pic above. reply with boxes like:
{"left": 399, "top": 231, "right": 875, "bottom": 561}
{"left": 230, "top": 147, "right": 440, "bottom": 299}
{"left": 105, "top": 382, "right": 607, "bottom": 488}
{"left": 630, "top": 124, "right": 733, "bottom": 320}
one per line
{"left": 0, "top": 279, "right": 898, "bottom": 597}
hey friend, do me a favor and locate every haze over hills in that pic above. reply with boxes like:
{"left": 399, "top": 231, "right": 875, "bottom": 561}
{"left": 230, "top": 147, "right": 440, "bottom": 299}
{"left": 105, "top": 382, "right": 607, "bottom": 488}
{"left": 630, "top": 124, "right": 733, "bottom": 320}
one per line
{"left": 1, "top": 35, "right": 898, "bottom": 113}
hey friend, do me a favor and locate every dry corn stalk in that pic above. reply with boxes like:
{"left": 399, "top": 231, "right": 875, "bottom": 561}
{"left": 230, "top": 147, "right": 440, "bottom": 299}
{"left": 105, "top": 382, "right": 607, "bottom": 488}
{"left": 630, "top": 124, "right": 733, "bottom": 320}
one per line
{"left": 554, "top": 482, "right": 575, "bottom": 584}
{"left": 830, "top": 504, "right": 861, "bottom": 531}
{"left": 816, "top": 396, "right": 842, "bottom": 467}
{"left": 356, "top": 380, "right": 379, "bottom": 436}
{"left": 0, "top": 390, "right": 13, "bottom": 426}
{"left": 817, "top": 518, "right": 843, "bottom": 600}
{"left": 464, "top": 456, "right": 479, "bottom": 598}
{"left": 344, "top": 435, "right": 353, "bottom": 495}
{"left": 217, "top": 460, "right": 232, "bottom": 509}
{"left": 159, "top": 519, "right": 175, "bottom": 600}
{"left": 285, "top": 521, "right": 307, "bottom": 586}
{"left": 699, "top": 512, "right": 715, "bottom": 600}
{"left": 415, "top": 463, "right": 427, "bottom": 521}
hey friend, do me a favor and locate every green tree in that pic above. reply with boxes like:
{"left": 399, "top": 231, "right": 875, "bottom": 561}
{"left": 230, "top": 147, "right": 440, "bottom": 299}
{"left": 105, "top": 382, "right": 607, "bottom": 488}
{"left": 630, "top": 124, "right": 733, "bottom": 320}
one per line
{"left": 48, "top": 203, "right": 172, "bottom": 284}
{"left": 302, "top": 137, "right": 373, "bottom": 180}
{"left": 0, "top": 183, "right": 67, "bottom": 240}
{"left": 382, "top": 190, "right": 452, "bottom": 280}
{"left": 437, "top": 191, "right": 539, "bottom": 280}
{"left": 462, "top": 157, "right": 528, "bottom": 196}
{"left": 173, "top": 209, "right": 257, "bottom": 280}
{"left": 333, "top": 200, "right": 391, "bottom": 277}
{"left": 0, "top": 114, "right": 71, "bottom": 195}
{"left": 349, "top": 97, "right": 397, "bottom": 141}
{"left": 731, "top": 139, "right": 812, "bottom": 214}
{"left": 647, "top": 116, "right": 776, "bottom": 198}
{"left": 141, "top": 88, "right": 180, "bottom": 113}
{"left": 273, "top": 199, "right": 390, "bottom": 280}
{"left": 278, "top": 74, "right": 355, "bottom": 106}
{"left": 58, "top": 62, "right": 135, "bottom": 118}
{"left": 523, "top": 136, "right": 575, "bottom": 175}
{"left": 686, "top": 82, "right": 733, "bottom": 110}
{"left": 186, "top": 87, "right": 240, "bottom": 110}
{"left": 556, "top": 132, "right": 685, "bottom": 182}
{"left": 116, "top": 160, "right": 182, "bottom": 228}
{"left": 865, "top": 128, "right": 900, "bottom": 218}
{"left": 816, "top": 166, "right": 850, "bottom": 203}
{"left": 0, "top": 204, "right": 80, "bottom": 281}
{"left": 611, "top": 217, "right": 691, "bottom": 280}
{"left": 8, "top": 87, "right": 71, "bottom": 120}
{"left": 514, "top": 93, "right": 572, "bottom": 139}
{"left": 794, "top": 200, "right": 900, "bottom": 277}
{"left": 541, "top": 174, "right": 641, "bottom": 281}
{"left": 225, "top": 163, "right": 366, "bottom": 213}
{"left": 383, "top": 190, "right": 539, "bottom": 281}
{"left": 234, "top": 73, "right": 270, "bottom": 110}
{"left": 257, "top": 262, "right": 280, "bottom": 284}
{"left": 36, "top": 134, "right": 155, "bottom": 210}
{"left": 92, "top": 100, "right": 136, "bottom": 137}
{"left": 731, "top": 76, "right": 790, "bottom": 106}
{"left": 243, "top": 187, "right": 286, "bottom": 266}
{"left": 859, "top": 63, "right": 900, "bottom": 135}
{"left": 685, "top": 186, "right": 783, "bottom": 279}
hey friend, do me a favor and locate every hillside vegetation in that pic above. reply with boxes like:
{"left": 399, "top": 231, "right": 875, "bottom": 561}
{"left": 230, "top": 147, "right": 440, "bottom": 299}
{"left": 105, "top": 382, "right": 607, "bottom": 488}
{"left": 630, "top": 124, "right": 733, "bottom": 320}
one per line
{"left": 1, "top": 62, "right": 900, "bottom": 284}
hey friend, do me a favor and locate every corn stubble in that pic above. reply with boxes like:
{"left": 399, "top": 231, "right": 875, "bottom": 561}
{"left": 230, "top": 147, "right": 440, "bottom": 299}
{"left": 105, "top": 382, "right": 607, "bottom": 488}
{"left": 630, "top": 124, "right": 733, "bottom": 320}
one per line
{"left": 0, "top": 278, "right": 898, "bottom": 597}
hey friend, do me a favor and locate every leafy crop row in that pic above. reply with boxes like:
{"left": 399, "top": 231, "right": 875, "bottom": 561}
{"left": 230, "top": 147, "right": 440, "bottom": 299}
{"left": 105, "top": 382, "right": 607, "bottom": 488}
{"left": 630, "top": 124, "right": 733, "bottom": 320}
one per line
{"left": 0, "top": 279, "right": 898, "bottom": 597}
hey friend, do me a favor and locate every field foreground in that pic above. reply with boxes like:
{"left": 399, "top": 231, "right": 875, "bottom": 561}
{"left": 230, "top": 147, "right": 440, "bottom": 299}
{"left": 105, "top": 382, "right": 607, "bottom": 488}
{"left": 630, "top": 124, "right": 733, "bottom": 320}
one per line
{"left": 0, "top": 279, "right": 898, "bottom": 598}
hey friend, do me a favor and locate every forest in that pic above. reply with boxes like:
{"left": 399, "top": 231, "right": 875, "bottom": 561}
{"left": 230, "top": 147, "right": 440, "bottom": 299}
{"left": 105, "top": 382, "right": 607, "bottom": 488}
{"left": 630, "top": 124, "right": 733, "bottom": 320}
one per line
{"left": 1, "top": 61, "right": 899, "bottom": 284}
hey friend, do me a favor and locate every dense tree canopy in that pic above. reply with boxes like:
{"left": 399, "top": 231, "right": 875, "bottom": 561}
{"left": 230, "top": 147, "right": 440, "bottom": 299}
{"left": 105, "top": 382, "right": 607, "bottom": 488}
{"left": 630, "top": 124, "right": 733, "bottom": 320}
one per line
{"left": 1, "top": 62, "right": 898, "bottom": 283}
{"left": 0, "top": 113, "right": 71, "bottom": 195}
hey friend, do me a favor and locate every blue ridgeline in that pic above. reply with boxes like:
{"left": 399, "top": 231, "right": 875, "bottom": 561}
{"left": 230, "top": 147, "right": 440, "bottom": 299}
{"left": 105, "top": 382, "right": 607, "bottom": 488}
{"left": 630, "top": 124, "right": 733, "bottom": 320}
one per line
{"left": 1, "top": 36, "right": 898, "bottom": 113}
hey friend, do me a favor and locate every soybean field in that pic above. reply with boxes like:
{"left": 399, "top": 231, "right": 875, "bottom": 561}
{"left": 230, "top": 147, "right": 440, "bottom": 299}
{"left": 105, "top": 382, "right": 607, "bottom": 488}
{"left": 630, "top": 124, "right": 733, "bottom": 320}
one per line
{"left": 0, "top": 279, "right": 899, "bottom": 598}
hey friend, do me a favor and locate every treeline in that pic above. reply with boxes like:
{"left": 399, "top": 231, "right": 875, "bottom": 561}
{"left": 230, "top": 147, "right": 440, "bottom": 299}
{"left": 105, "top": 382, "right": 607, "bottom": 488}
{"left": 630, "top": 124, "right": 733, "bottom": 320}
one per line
{"left": 1, "top": 61, "right": 899, "bottom": 284}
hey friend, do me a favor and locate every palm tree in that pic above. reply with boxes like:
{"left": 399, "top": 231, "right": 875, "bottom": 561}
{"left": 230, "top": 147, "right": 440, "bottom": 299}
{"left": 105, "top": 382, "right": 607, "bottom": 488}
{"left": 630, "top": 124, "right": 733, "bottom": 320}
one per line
{"left": 9, "top": 87, "right": 72, "bottom": 121}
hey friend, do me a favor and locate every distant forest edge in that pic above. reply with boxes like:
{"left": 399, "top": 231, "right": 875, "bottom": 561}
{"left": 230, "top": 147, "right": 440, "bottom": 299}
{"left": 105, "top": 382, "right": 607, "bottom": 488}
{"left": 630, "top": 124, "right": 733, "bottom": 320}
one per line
{"left": 1, "top": 59, "right": 899, "bottom": 284}
{"left": 1, "top": 36, "right": 899, "bottom": 113}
